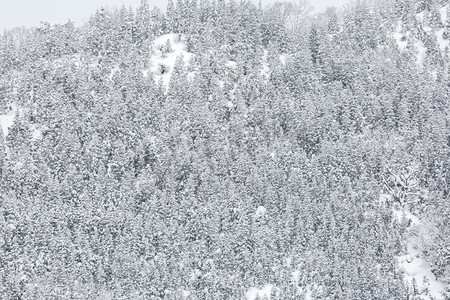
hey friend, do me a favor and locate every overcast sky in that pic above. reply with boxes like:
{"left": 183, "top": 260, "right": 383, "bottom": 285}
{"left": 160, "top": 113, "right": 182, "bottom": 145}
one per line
{"left": 0, "top": 0, "right": 350, "bottom": 32}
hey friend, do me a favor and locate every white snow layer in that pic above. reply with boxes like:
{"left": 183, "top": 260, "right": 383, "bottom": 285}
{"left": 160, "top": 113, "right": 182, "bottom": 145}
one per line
{"left": 394, "top": 203, "right": 447, "bottom": 299}
{"left": 392, "top": 208, "right": 420, "bottom": 225}
{"left": 304, "top": 285, "right": 313, "bottom": 300}
{"left": 416, "top": 12, "right": 425, "bottom": 23}
{"left": 0, "top": 103, "right": 19, "bottom": 137}
{"left": 0, "top": 113, "right": 14, "bottom": 138}
{"left": 255, "top": 206, "right": 267, "bottom": 219}
{"left": 398, "top": 245, "right": 446, "bottom": 299}
{"left": 440, "top": 5, "right": 448, "bottom": 24}
{"left": 279, "top": 54, "right": 286, "bottom": 65}
{"left": 380, "top": 191, "right": 447, "bottom": 299}
{"left": 436, "top": 28, "right": 449, "bottom": 52}
{"left": 31, "top": 125, "right": 43, "bottom": 141}
{"left": 393, "top": 21, "right": 408, "bottom": 51}
{"left": 145, "top": 33, "right": 193, "bottom": 87}
{"left": 246, "top": 284, "right": 274, "bottom": 300}
{"left": 415, "top": 40, "right": 427, "bottom": 67}
{"left": 225, "top": 60, "right": 237, "bottom": 68}
{"left": 1, "top": 105, "right": 42, "bottom": 143}
{"left": 292, "top": 270, "right": 301, "bottom": 285}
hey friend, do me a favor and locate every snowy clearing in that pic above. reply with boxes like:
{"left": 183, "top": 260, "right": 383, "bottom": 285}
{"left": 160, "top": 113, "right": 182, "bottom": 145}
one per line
{"left": 436, "top": 28, "right": 449, "bottom": 52}
{"left": 395, "top": 204, "right": 446, "bottom": 300}
{"left": 0, "top": 104, "right": 19, "bottom": 138}
{"left": 415, "top": 40, "right": 427, "bottom": 67}
{"left": 145, "top": 33, "right": 193, "bottom": 87}
{"left": 246, "top": 284, "right": 274, "bottom": 300}
{"left": 0, "top": 113, "right": 14, "bottom": 138}
{"left": 393, "top": 21, "right": 408, "bottom": 51}
{"left": 398, "top": 245, "right": 446, "bottom": 299}
{"left": 440, "top": 5, "right": 448, "bottom": 24}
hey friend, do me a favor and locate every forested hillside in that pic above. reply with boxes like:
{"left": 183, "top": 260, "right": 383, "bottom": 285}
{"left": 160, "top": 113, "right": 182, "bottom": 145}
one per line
{"left": 0, "top": 0, "right": 449, "bottom": 299}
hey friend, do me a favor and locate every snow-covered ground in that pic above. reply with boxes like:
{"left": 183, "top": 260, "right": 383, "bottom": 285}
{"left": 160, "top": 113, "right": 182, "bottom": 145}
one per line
{"left": 436, "top": 28, "right": 449, "bottom": 52}
{"left": 398, "top": 245, "right": 446, "bottom": 299}
{"left": 0, "top": 104, "right": 42, "bottom": 145}
{"left": 415, "top": 40, "right": 427, "bottom": 67}
{"left": 144, "top": 33, "right": 193, "bottom": 87}
{"left": 393, "top": 203, "right": 446, "bottom": 299}
{"left": 378, "top": 193, "right": 446, "bottom": 299}
{"left": 246, "top": 284, "right": 274, "bottom": 300}
{"left": 0, "top": 103, "right": 18, "bottom": 138}
{"left": 0, "top": 112, "right": 14, "bottom": 138}
{"left": 254, "top": 205, "right": 267, "bottom": 219}
{"left": 392, "top": 207, "right": 420, "bottom": 225}
{"left": 440, "top": 5, "right": 448, "bottom": 24}
{"left": 245, "top": 269, "right": 314, "bottom": 299}
{"left": 393, "top": 21, "right": 408, "bottom": 51}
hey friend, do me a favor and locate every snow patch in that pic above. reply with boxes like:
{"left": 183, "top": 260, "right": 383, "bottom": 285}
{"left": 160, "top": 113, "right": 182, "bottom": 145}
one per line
{"left": 393, "top": 21, "right": 408, "bottom": 51}
{"left": 379, "top": 193, "right": 392, "bottom": 206}
{"left": 436, "top": 28, "right": 449, "bottom": 52}
{"left": 225, "top": 60, "right": 237, "bottom": 68}
{"left": 109, "top": 64, "right": 120, "bottom": 80}
{"left": 392, "top": 208, "right": 420, "bottom": 225}
{"left": 182, "top": 290, "right": 191, "bottom": 298}
{"left": 245, "top": 284, "right": 274, "bottom": 300}
{"left": 398, "top": 245, "right": 446, "bottom": 299}
{"left": 189, "top": 268, "right": 202, "bottom": 282}
{"left": 145, "top": 34, "right": 193, "bottom": 88}
{"left": 255, "top": 206, "right": 267, "bottom": 219}
{"left": 415, "top": 40, "right": 427, "bottom": 67}
{"left": 0, "top": 103, "right": 19, "bottom": 138}
{"left": 305, "top": 285, "right": 312, "bottom": 300}
{"left": 292, "top": 270, "right": 301, "bottom": 285}
{"left": 440, "top": 5, "right": 448, "bottom": 24}
{"left": 31, "top": 126, "right": 43, "bottom": 141}
{"left": 423, "top": 26, "right": 432, "bottom": 33}
{"left": 417, "top": 12, "right": 425, "bottom": 23}
{"left": 394, "top": 202, "right": 447, "bottom": 299}
{"left": 0, "top": 114, "right": 14, "bottom": 138}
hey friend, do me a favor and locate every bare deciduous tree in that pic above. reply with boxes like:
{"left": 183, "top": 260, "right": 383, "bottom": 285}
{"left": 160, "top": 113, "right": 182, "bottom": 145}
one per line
{"left": 268, "top": 0, "right": 312, "bottom": 34}
{"left": 382, "top": 166, "right": 420, "bottom": 207}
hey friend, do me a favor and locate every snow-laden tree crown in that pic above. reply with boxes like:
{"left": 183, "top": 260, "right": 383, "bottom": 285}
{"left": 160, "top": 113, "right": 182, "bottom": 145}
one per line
{"left": 0, "top": 0, "right": 449, "bottom": 298}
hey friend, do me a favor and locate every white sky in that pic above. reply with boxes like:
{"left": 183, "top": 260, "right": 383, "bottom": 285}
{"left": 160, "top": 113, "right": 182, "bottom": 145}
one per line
{"left": 0, "top": 0, "right": 351, "bottom": 32}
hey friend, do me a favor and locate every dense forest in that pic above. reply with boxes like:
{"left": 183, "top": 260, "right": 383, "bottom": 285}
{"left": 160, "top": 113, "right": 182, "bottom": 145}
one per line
{"left": 0, "top": 0, "right": 449, "bottom": 298}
